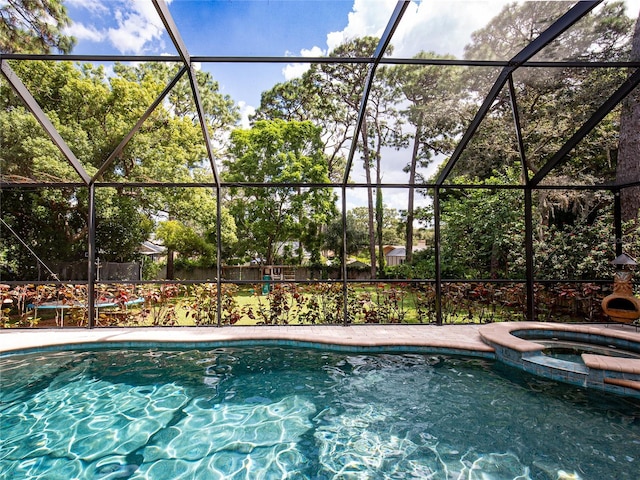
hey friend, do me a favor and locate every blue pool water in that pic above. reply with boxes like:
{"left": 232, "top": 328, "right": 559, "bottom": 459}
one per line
{"left": 1, "top": 346, "right": 639, "bottom": 479}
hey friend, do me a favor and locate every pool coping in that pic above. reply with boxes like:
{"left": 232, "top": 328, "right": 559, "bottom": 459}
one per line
{"left": 2, "top": 323, "right": 637, "bottom": 358}
{"left": 0, "top": 324, "right": 495, "bottom": 356}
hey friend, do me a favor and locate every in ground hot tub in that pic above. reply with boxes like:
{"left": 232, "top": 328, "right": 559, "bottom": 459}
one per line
{"left": 479, "top": 322, "right": 640, "bottom": 398}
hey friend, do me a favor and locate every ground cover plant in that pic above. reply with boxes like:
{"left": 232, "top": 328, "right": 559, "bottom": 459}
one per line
{"left": 1, "top": 281, "right": 617, "bottom": 328}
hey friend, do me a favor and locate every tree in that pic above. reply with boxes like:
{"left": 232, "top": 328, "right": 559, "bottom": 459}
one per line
{"left": 386, "top": 52, "right": 461, "bottom": 263}
{"left": 253, "top": 63, "right": 349, "bottom": 182}
{"left": 223, "top": 119, "right": 337, "bottom": 265}
{"left": 95, "top": 189, "right": 154, "bottom": 263}
{"left": 450, "top": 0, "right": 637, "bottom": 256}
{"left": 308, "top": 37, "right": 403, "bottom": 277}
{"left": 0, "top": 0, "right": 75, "bottom": 53}
{"left": 617, "top": 11, "right": 640, "bottom": 223}
{"left": 156, "top": 220, "right": 213, "bottom": 261}
{"left": 367, "top": 67, "right": 404, "bottom": 272}
{"left": 254, "top": 39, "right": 405, "bottom": 275}
{"left": 0, "top": 60, "right": 239, "bottom": 279}
{"left": 329, "top": 205, "right": 402, "bottom": 257}
{"left": 439, "top": 169, "right": 525, "bottom": 279}
{"left": 459, "top": 1, "right": 634, "bottom": 183}
{"left": 324, "top": 210, "right": 370, "bottom": 262}
{"left": 151, "top": 187, "right": 237, "bottom": 277}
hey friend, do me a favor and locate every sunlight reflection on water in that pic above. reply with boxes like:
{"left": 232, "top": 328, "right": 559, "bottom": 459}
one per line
{"left": 1, "top": 347, "right": 638, "bottom": 479}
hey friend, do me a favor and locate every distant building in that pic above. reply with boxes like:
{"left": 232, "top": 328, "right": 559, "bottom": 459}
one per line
{"left": 385, "top": 247, "right": 407, "bottom": 266}
{"left": 384, "top": 243, "right": 427, "bottom": 266}
{"left": 139, "top": 241, "right": 166, "bottom": 262}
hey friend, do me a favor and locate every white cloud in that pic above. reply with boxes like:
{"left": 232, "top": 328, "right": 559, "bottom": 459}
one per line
{"left": 277, "top": 0, "right": 511, "bottom": 87}
{"left": 281, "top": 0, "right": 500, "bottom": 81}
{"left": 282, "top": 46, "right": 325, "bottom": 80}
{"left": 327, "top": 0, "right": 640, "bottom": 62}
{"left": 327, "top": 0, "right": 396, "bottom": 51}
{"left": 66, "top": 22, "right": 104, "bottom": 42}
{"left": 66, "top": 0, "right": 170, "bottom": 55}
{"left": 65, "top": 0, "right": 108, "bottom": 14}
{"left": 237, "top": 101, "right": 255, "bottom": 129}
{"left": 107, "top": 0, "right": 167, "bottom": 55}
{"left": 324, "top": 0, "right": 515, "bottom": 59}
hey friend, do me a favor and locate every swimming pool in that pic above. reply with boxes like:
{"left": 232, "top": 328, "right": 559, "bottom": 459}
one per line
{"left": 1, "top": 346, "right": 639, "bottom": 479}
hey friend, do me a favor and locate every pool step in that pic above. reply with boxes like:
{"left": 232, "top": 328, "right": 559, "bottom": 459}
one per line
{"left": 523, "top": 353, "right": 589, "bottom": 375}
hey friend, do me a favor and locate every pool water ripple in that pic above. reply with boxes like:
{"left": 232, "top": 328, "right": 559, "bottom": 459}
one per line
{"left": 1, "top": 347, "right": 639, "bottom": 479}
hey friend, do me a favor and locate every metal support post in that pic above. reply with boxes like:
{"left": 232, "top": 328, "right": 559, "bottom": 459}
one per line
{"left": 87, "top": 184, "right": 96, "bottom": 328}
{"left": 614, "top": 190, "right": 623, "bottom": 257}
{"left": 434, "top": 187, "right": 442, "bottom": 325}
{"left": 217, "top": 186, "right": 223, "bottom": 327}
{"left": 524, "top": 188, "right": 535, "bottom": 321}
{"left": 342, "top": 186, "right": 349, "bottom": 326}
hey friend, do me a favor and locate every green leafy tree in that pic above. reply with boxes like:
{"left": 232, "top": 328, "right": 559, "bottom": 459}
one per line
{"left": 255, "top": 39, "right": 405, "bottom": 275}
{"left": 254, "top": 69, "right": 349, "bottom": 183}
{"left": 439, "top": 0, "right": 638, "bottom": 275}
{"left": 109, "top": 64, "right": 239, "bottom": 278}
{"left": 1, "top": 62, "right": 149, "bottom": 277}
{"left": 1, "top": 60, "right": 239, "bottom": 279}
{"left": 323, "top": 206, "right": 402, "bottom": 267}
{"left": 156, "top": 220, "right": 213, "bottom": 261}
{"left": 224, "top": 119, "right": 337, "bottom": 265}
{"left": 439, "top": 170, "right": 525, "bottom": 279}
{"left": 152, "top": 187, "right": 237, "bottom": 276}
{"left": 0, "top": 0, "right": 75, "bottom": 54}
{"left": 1, "top": 189, "right": 83, "bottom": 279}
{"left": 1, "top": 61, "right": 104, "bottom": 182}
{"left": 436, "top": 175, "right": 632, "bottom": 282}
{"left": 308, "top": 37, "right": 402, "bottom": 277}
{"left": 95, "top": 189, "right": 154, "bottom": 263}
{"left": 458, "top": 1, "right": 634, "bottom": 184}
{"left": 324, "top": 210, "right": 371, "bottom": 262}
{"left": 349, "top": 205, "right": 403, "bottom": 246}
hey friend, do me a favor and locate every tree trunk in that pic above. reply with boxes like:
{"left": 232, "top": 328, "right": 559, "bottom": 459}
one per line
{"left": 376, "top": 174, "right": 385, "bottom": 273}
{"left": 361, "top": 118, "right": 377, "bottom": 279}
{"left": 405, "top": 122, "right": 422, "bottom": 264}
{"left": 166, "top": 249, "right": 175, "bottom": 280}
{"left": 617, "top": 13, "right": 640, "bottom": 224}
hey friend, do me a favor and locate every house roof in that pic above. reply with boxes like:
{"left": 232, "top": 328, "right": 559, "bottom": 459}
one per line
{"left": 139, "top": 241, "right": 166, "bottom": 256}
{"left": 385, "top": 245, "right": 427, "bottom": 257}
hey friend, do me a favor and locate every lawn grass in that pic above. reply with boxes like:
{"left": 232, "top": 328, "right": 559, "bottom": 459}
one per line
{"left": 128, "top": 284, "right": 430, "bottom": 327}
